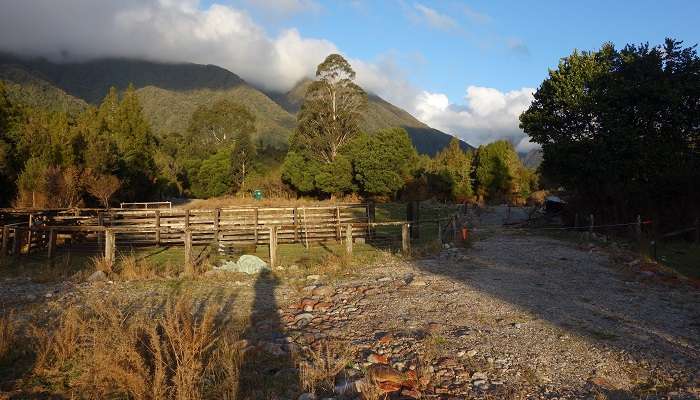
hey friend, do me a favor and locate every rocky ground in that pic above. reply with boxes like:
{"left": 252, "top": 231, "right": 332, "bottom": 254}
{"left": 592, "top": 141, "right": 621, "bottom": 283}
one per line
{"left": 2, "top": 223, "right": 699, "bottom": 399}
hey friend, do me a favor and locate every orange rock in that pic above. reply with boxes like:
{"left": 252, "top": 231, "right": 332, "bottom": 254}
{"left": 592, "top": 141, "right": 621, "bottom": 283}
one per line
{"left": 367, "top": 353, "right": 389, "bottom": 364}
{"left": 377, "top": 381, "right": 402, "bottom": 392}
{"left": 367, "top": 364, "right": 405, "bottom": 384}
{"left": 378, "top": 333, "right": 393, "bottom": 344}
{"left": 314, "top": 302, "right": 332, "bottom": 311}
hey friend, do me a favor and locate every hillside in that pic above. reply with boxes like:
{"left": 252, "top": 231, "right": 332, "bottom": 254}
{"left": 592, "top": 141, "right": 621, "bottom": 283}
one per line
{"left": 520, "top": 148, "right": 543, "bottom": 169}
{"left": 136, "top": 86, "right": 295, "bottom": 149}
{"left": 0, "top": 54, "right": 470, "bottom": 154}
{"left": 0, "top": 63, "right": 87, "bottom": 113}
{"left": 267, "top": 79, "right": 472, "bottom": 154}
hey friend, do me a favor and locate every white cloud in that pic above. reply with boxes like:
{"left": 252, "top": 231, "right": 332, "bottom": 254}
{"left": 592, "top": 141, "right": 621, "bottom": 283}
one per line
{"left": 460, "top": 5, "right": 491, "bottom": 24}
{"left": 0, "top": 0, "right": 334, "bottom": 91}
{"left": 242, "top": 0, "right": 321, "bottom": 16}
{"left": 413, "top": 3, "right": 458, "bottom": 31}
{"left": 0, "top": 0, "right": 535, "bottom": 149}
{"left": 414, "top": 86, "right": 537, "bottom": 151}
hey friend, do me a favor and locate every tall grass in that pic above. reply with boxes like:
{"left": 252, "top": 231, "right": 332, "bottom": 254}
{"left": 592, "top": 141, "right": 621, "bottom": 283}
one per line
{"left": 25, "top": 294, "right": 241, "bottom": 399}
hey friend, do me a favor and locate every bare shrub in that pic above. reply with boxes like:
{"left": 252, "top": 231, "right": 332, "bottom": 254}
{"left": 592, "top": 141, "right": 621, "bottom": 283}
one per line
{"left": 76, "top": 294, "right": 234, "bottom": 399}
{"left": 31, "top": 307, "right": 84, "bottom": 373}
{"left": 84, "top": 169, "right": 121, "bottom": 208}
{"left": 90, "top": 254, "right": 113, "bottom": 275}
{"left": 118, "top": 252, "right": 156, "bottom": 281}
{"left": 298, "top": 339, "right": 353, "bottom": 394}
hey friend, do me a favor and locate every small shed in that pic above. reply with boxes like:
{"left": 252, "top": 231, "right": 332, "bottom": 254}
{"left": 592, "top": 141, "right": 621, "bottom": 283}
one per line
{"left": 544, "top": 195, "right": 566, "bottom": 213}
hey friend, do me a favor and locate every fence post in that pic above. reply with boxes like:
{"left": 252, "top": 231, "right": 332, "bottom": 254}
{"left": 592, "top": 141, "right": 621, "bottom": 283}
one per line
{"left": 105, "top": 229, "right": 115, "bottom": 266}
{"left": 155, "top": 210, "right": 161, "bottom": 245}
{"left": 269, "top": 226, "right": 278, "bottom": 268}
{"left": 184, "top": 209, "right": 190, "bottom": 229}
{"left": 402, "top": 223, "right": 411, "bottom": 255}
{"left": 213, "top": 208, "right": 221, "bottom": 245}
{"left": 47, "top": 229, "right": 56, "bottom": 259}
{"left": 184, "top": 229, "right": 193, "bottom": 275}
{"left": 97, "top": 212, "right": 104, "bottom": 250}
{"left": 345, "top": 223, "right": 353, "bottom": 257}
{"left": 437, "top": 220, "right": 443, "bottom": 243}
{"left": 27, "top": 214, "right": 34, "bottom": 254}
{"left": 589, "top": 214, "right": 594, "bottom": 236}
{"left": 254, "top": 208, "right": 260, "bottom": 245}
{"left": 12, "top": 228, "right": 22, "bottom": 256}
{"left": 335, "top": 206, "right": 341, "bottom": 241}
{"left": 1, "top": 226, "right": 8, "bottom": 257}
{"left": 635, "top": 215, "right": 642, "bottom": 243}
{"left": 367, "top": 202, "right": 375, "bottom": 239}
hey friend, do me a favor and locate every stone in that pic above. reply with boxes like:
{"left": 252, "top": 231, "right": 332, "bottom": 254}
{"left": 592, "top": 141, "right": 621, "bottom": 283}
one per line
{"left": 306, "top": 274, "right": 321, "bottom": 281}
{"left": 87, "top": 270, "right": 107, "bottom": 283}
{"left": 302, "top": 285, "right": 317, "bottom": 293}
{"left": 294, "top": 313, "right": 314, "bottom": 322}
{"left": 314, "top": 302, "right": 332, "bottom": 312}
{"left": 471, "top": 372, "right": 488, "bottom": 381}
{"left": 467, "top": 350, "right": 478, "bottom": 357}
{"left": 410, "top": 280, "right": 427, "bottom": 287}
{"left": 367, "top": 364, "right": 406, "bottom": 384}
{"left": 217, "top": 255, "right": 270, "bottom": 274}
{"left": 367, "top": 353, "right": 389, "bottom": 364}
{"left": 312, "top": 285, "right": 334, "bottom": 297}
{"left": 298, "top": 393, "right": 316, "bottom": 400}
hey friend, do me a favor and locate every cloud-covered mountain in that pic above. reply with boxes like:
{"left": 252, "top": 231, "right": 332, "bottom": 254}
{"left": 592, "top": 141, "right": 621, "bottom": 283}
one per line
{"left": 0, "top": 0, "right": 535, "bottom": 152}
{"left": 0, "top": 54, "right": 470, "bottom": 154}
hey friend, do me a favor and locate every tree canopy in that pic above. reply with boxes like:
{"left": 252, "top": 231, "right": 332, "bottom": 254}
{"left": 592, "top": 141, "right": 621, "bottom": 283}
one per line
{"left": 520, "top": 38, "right": 699, "bottom": 224}
{"left": 292, "top": 54, "right": 367, "bottom": 163}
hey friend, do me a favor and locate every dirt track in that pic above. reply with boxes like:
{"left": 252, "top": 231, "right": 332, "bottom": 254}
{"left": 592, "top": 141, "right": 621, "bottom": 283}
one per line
{"left": 2, "top": 219, "right": 699, "bottom": 399}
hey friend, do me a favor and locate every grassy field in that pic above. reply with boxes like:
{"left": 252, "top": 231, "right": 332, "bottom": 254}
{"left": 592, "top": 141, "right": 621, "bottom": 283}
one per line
{"left": 655, "top": 241, "right": 700, "bottom": 279}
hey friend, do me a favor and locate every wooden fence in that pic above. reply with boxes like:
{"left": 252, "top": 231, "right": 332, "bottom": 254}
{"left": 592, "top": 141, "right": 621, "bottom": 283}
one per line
{"left": 0, "top": 205, "right": 374, "bottom": 261}
{"left": 0, "top": 204, "right": 469, "bottom": 267}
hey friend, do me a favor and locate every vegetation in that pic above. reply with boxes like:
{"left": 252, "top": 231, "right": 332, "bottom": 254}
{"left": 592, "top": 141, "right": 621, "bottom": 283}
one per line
{"left": 521, "top": 38, "right": 699, "bottom": 228}
{"left": 0, "top": 52, "right": 537, "bottom": 207}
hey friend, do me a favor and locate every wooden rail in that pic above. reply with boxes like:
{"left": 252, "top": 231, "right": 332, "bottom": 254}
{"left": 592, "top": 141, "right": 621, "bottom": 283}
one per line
{"left": 0, "top": 204, "right": 375, "bottom": 260}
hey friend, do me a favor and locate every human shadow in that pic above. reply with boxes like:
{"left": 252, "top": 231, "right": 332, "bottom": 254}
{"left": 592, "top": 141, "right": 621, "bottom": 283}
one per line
{"left": 236, "top": 270, "right": 300, "bottom": 399}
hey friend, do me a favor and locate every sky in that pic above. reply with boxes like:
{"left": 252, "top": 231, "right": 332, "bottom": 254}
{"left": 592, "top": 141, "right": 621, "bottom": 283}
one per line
{"left": 1, "top": 0, "right": 698, "bottom": 151}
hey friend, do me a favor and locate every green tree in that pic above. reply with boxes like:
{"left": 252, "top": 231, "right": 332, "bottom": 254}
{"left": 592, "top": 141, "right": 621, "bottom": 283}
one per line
{"left": 293, "top": 54, "right": 367, "bottom": 163}
{"left": 520, "top": 38, "right": 700, "bottom": 223}
{"left": 0, "top": 82, "right": 20, "bottom": 205}
{"left": 17, "top": 157, "right": 48, "bottom": 207}
{"left": 281, "top": 151, "right": 319, "bottom": 194}
{"left": 349, "top": 128, "right": 417, "bottom": 196}
{"left": 191, "top": 148, "right": 234, "bottom": 198}
{"left": 474, "top": 140, "right": 522, "bottom": 203}
{"left": 433, "top": 137, "right": 473, "bottom": 201}
{"left": 314, "top": 155, "right": 355, "bottom": 196}
{"left": 186, "top": 99, "right": 256, "bottom": 159}
{"left": 230, "top": 130, "right": 256, "bottom": 192}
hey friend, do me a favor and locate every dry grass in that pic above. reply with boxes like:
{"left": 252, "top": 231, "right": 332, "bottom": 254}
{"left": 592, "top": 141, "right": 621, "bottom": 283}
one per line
{"left": 20, "top": 293, "right": 242, "bottom": 399}
{"left": 0, "top": 312, "right": 16, "bottom": 363}
{"left": 118, "top": 252, "right": 159, "bottom": 280}
{"left": 31, "top": 307, "right": 83, "bottom": 374}
{"left": 90, "top": 254, "right": 113, "bottom": 275}
{"left": 298, "top": 339, "right": 353, "bottom": 395}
